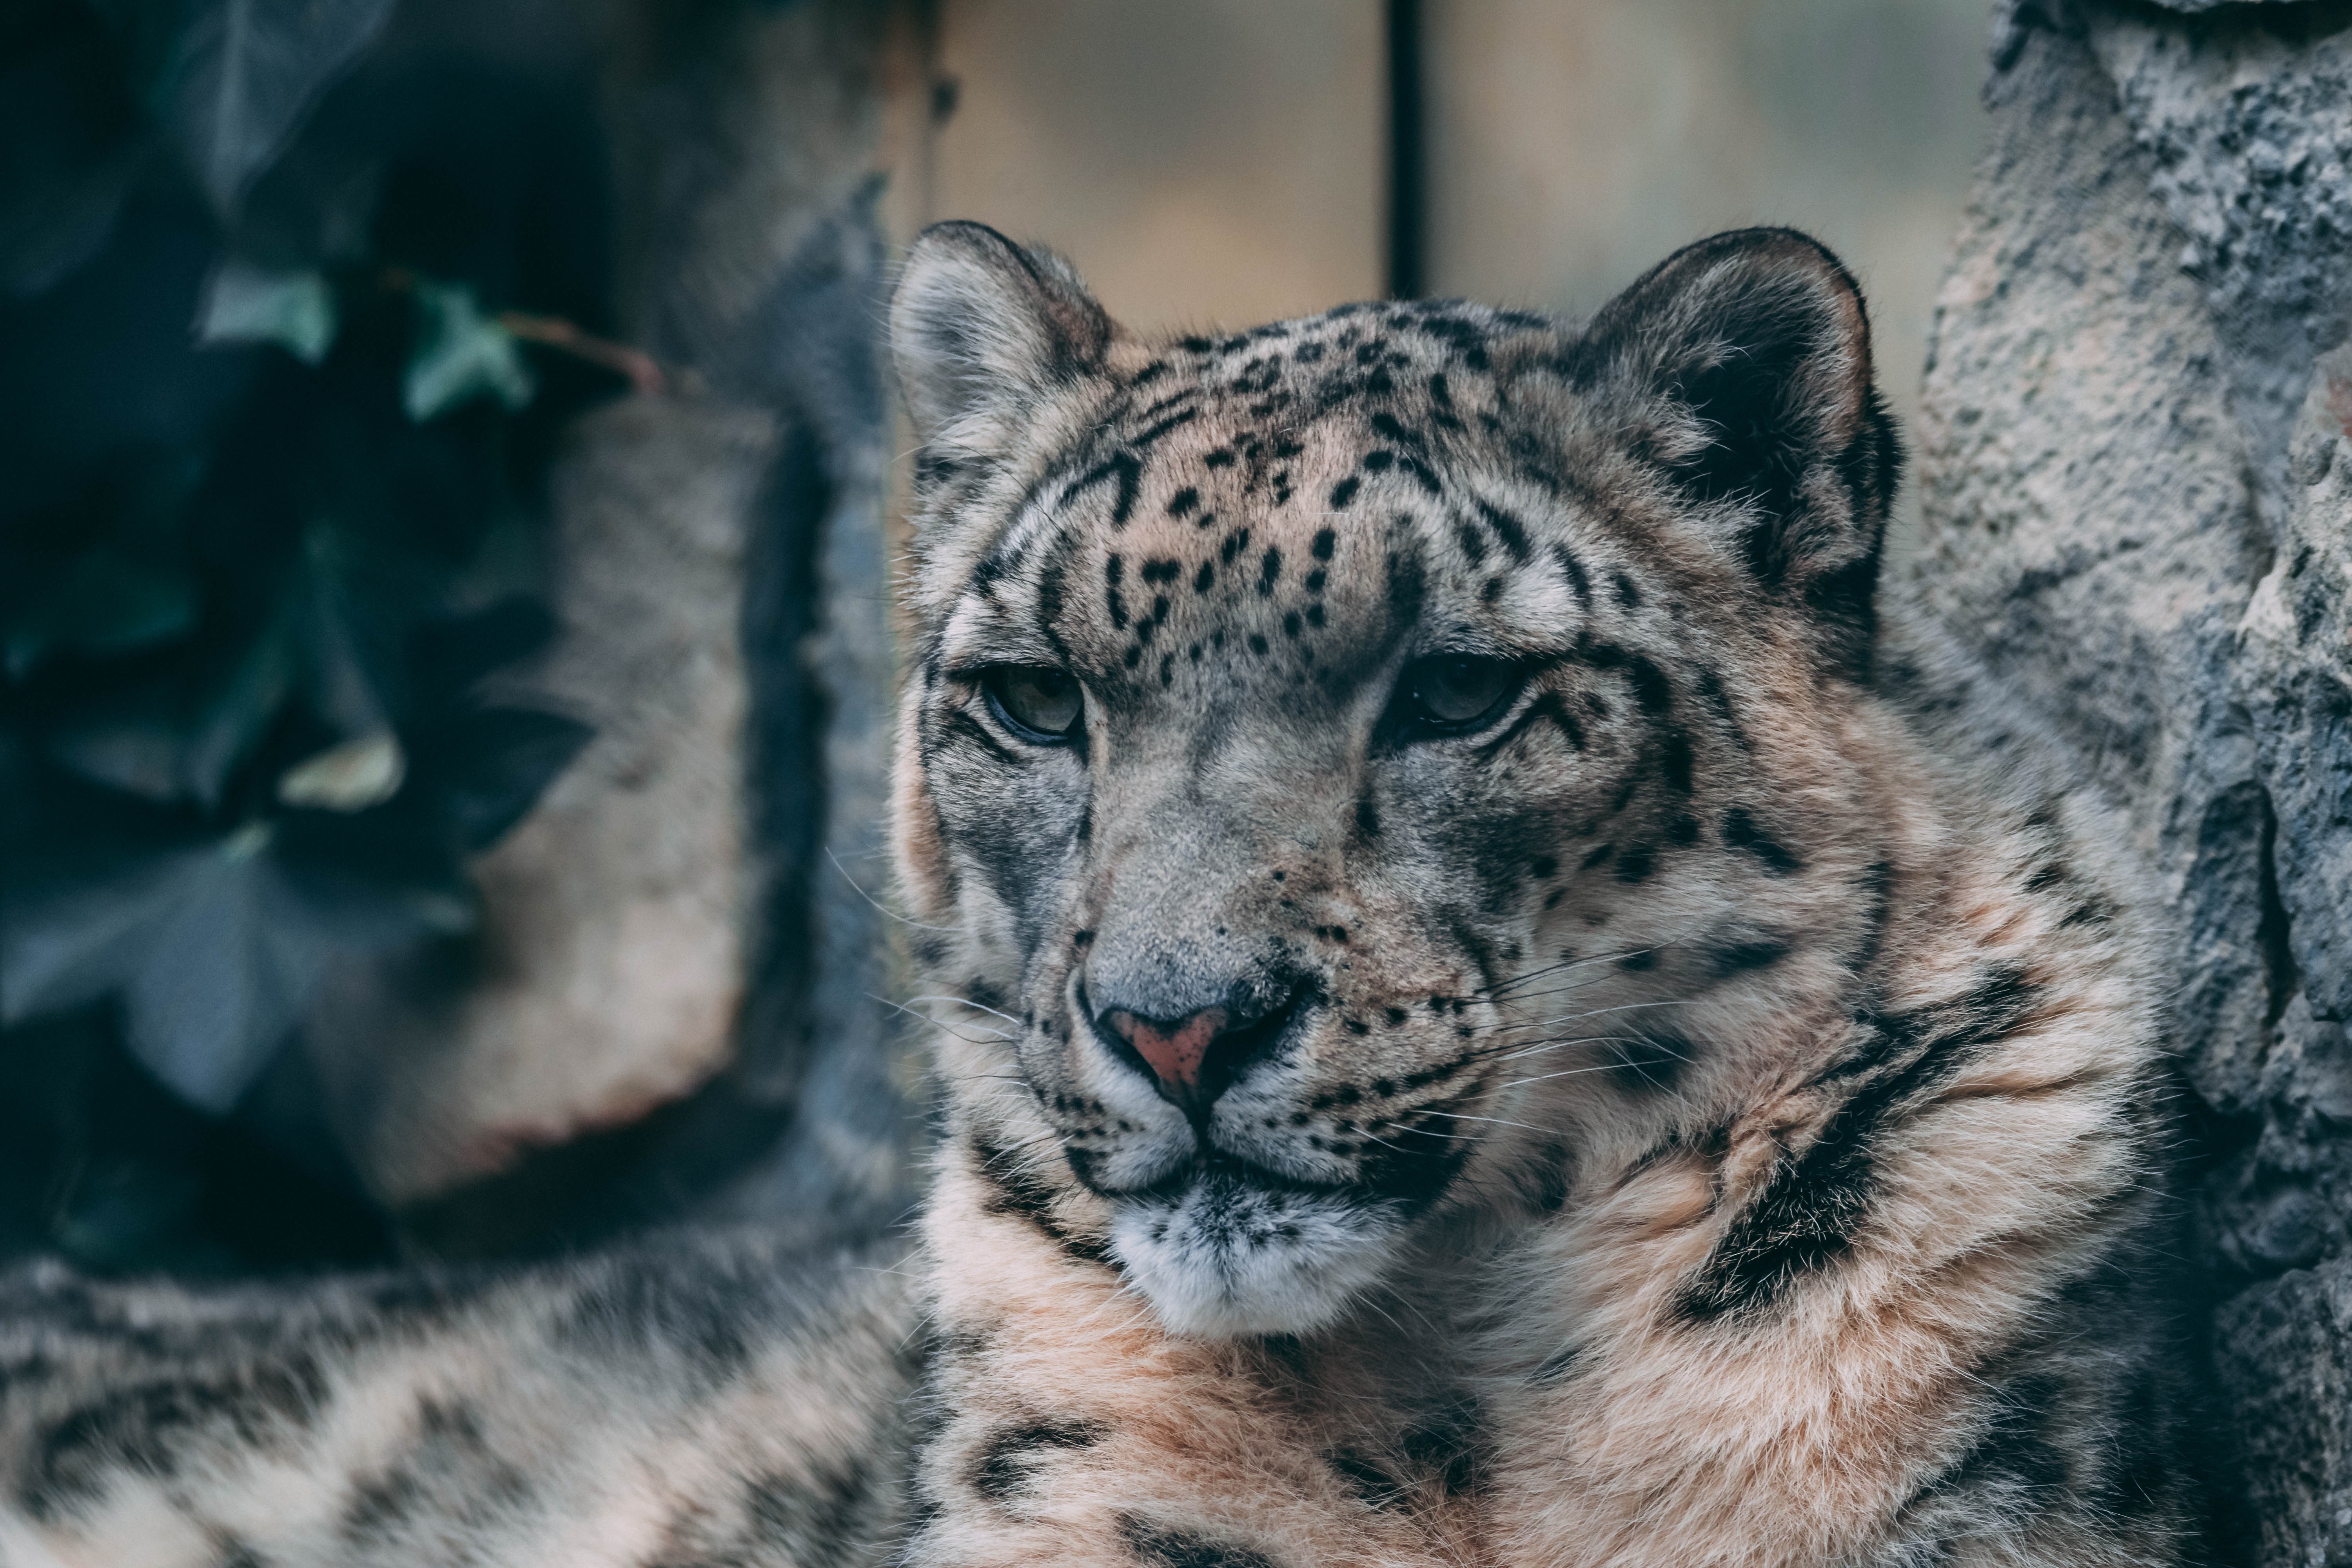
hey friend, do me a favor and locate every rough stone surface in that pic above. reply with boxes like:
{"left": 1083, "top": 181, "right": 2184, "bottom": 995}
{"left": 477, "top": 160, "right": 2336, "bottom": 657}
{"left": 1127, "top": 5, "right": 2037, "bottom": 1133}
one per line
{"left": 304, "top": 397, "right": 771, "bottom": 1208}
{"left": 1912, "top": 4, "right": 2352, "bottom": 1561}
{"left": 2217, "top": 1258, "right": 2352, "bottom": 1565}
{"left": 292, "top": 1, "right": 920, "bottom": 1245}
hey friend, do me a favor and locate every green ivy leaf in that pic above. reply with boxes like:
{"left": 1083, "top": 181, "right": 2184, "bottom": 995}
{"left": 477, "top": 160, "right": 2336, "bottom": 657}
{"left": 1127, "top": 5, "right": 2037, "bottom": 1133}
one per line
{"left": 409, "top": 706, "right": 593, "bottom": 850}
{"left": 276, "top": 727, "right": 403, "bottom": 811}
{"left": 196, "top": 260, "right": 337, "bottom": 364}
{"left": 4, "top": 544, "right": 200, "bottom": 678}
{"left": 142, "top": 0, "right": 397, "bottom": 218}
{"left": 403, "top": 281, "right": 535, "bottom": 422}
{"left": 1, "top": 798, "right": 446, "bottom": 1113}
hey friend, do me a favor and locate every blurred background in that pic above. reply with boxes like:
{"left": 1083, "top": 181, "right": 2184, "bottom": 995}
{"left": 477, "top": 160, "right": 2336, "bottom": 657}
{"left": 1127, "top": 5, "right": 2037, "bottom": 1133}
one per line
{"left": 0, "top": 0, "right": 1989, "bottom": 1277}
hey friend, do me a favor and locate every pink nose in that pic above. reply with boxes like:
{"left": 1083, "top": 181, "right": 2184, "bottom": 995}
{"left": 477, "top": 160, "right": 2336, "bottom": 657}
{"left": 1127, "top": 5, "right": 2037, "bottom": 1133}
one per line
{"left": 1105, "top": 1007, "right": 1229, "bottom": 1093}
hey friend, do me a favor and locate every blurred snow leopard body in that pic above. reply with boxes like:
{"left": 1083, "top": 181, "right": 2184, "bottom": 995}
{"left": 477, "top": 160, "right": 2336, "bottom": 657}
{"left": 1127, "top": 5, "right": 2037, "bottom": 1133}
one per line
{"left": 0, "top": 224, "right": 2203, "bottom": 1567}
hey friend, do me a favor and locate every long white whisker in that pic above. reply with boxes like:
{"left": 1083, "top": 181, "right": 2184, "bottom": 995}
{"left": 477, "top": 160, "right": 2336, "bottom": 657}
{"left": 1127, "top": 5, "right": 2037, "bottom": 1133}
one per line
{"left": 828, "top": 845, "right": 961, "bottom": 932}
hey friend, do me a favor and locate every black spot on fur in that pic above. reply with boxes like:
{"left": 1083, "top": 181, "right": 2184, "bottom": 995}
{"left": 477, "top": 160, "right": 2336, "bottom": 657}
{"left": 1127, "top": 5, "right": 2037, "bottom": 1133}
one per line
{"left": 1330, "top": 476, "right": 1361, "bottom": 508}
{"left": 1475, "top": 500, "right": 1532, "bottom": 563}
{"left": 1356, "top": 799, "right": 1381, "bottom": 837}
{"left": 1312, "top": 527, "right": 1337, "bottom": 561}
{"left": 1195, "top": 561, "right": 1215, "bottom": 593}
{"left": 1071, "top": 452, "right": 1144, "bottom": 526}
{"left": 214, "top": 1536, "right": 267, "bottom": 1568}
{"left": 1552, "top": 544, "right": 1592, "bottom": 607}
{"left": 1925, "top": 1375, "right": 2074, "bottom": 1515}
{"left": 1677, "top": 964, "right": 2043, "bottom": 1320}
{"left": 1612, "top": 572, "right": 1642, "bottom": 609}
{"left": 969, "top": 1417, "right": 1105, "bottom": 1502}
{"left": 971, "top": 1135, "right": 1112, "bottom": 1267}
{"left": 1398, "top": 1403, "right": 1485, "bottom": 1495}
{"left": 1248, "top": 633, "right": 1270, "bottom": 657}
{"left": 1625, "top": 655, "right": 1671, "bottom": 715}
{"left": 1710, "top": 935, "right": 1791, "bottom": 974}
{"left": 1133, "top": 407, "right": 1200, "bottom": 448}
{"left": 25, "top": 1359, "right": 330, "bottom": 1518}
{"left": 1327, "top": 1448, "right": 1403, "bottom": 1507}
{"left": 1606, "top": 1034, "right": 1689, "bottom": 1092}
{"left": 1722, "top": 806, "right": 1803, "bottom": 875}
{"left": 744, "top": 1451, "right": 883, "bottom": 1566}
{"left": 1455, "top": 520, "right": 1488, "bottom": 566}
{"left": 1661, "top": 730, "right": 1695, "bottom": 793}
{"left": 1259, "top": 548, "right": 1283, "bottom": 595}
{"left": 1121, "top": 1517, "right": 1281, "bottom": 1568}
{"left": 339, "top": 1399, "right": 532, "bottom": 1542}
{"left": 1614, "top": 844, "right": 1655, "bottom": 883}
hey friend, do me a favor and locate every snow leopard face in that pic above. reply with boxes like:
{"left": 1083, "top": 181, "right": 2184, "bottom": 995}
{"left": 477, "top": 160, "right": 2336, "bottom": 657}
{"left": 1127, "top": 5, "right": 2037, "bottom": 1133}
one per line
{"left": 891, "top": 223, "right": 1900, "bottom": 1337}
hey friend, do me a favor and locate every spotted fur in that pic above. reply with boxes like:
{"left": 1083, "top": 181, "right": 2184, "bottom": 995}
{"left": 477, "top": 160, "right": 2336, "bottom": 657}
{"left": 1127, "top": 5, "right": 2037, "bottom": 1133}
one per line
{"left": 0, "top": 226, "right": 2202, "bottom": 1568}
{"left": 0, "top": 1236, "right": 918, "bottom": 1566}
{"left": 890, "top": 223, "right": 2201, "bottom": 1567}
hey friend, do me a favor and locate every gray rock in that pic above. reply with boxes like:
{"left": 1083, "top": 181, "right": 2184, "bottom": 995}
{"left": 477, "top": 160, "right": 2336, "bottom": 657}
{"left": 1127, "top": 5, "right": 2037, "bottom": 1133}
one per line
{"left": 2216, "top": 1259, "right": 2352, "bottom": 1567}
{"left": 1913, "top": 2, "right": 2352, "bottom": 1555}
{"left": 294, "top": 1, "right": 920, "bottom": 1250}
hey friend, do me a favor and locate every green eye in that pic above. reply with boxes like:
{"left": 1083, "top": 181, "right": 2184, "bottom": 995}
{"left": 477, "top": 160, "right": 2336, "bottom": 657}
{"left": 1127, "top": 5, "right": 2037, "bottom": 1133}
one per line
{"left": 1401, "top": 655, "right": 1519, "bottom": 731}
{"left": 983, "top": 667, "right": 1084, "bottom": 742}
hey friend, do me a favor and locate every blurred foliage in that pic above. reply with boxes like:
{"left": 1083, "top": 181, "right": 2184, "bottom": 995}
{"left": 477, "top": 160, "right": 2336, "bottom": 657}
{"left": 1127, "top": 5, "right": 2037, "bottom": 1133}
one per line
{"left": 0, "top": 0, "right": 621, "bottom": 1266}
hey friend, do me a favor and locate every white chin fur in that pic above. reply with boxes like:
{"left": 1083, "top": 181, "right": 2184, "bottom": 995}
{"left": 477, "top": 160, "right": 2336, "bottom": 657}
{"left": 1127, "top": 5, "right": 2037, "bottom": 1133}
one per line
{"left": 1108, "top": 1168, "right": 1398, "bottom": 1339}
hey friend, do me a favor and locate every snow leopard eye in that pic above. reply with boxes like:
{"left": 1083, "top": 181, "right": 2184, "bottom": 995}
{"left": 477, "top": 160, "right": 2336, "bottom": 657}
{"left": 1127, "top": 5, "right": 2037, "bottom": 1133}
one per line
{"left": 1397, "top": 654, "right": 1521, "bottom": 733}
{"left": 982, "top": 666, "right": 1085, "bottom": 743}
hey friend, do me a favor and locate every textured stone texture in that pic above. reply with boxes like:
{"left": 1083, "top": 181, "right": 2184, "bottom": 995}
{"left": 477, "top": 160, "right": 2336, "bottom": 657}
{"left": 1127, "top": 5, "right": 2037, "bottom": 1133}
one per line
{"left": 293, "top": 0, "right": 921, "bottom": 1244}
{"left": 304, "top": 397, "right": 770, "bottom": 1207}
{"left": 1908, "top": 4, "right": 2352, "bottom": 1561}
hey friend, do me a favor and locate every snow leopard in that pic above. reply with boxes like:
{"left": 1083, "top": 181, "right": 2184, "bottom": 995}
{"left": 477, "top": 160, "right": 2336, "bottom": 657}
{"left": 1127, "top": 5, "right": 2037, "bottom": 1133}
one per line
{"left": 0, "top": 224, "right": 2206, "bottom": 1568}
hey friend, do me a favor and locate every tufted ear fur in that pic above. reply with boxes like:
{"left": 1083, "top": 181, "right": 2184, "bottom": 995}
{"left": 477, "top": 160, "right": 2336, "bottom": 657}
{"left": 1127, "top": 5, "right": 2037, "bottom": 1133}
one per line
{"left": 891, "top": 221, "right": 1113, "bottom": 460}
{"left": 1571, "top": 227, "right": 1902, "bottom": 678}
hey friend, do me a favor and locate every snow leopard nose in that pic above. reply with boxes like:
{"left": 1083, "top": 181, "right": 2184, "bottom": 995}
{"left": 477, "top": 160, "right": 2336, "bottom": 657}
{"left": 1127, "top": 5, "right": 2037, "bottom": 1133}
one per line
{"left": 1097, "top": 991, "right": 1300, "bottom": 1120}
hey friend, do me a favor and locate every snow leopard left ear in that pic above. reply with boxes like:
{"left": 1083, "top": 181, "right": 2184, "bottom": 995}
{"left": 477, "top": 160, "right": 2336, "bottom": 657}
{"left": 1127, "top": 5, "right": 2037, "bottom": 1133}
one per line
{"left": 1572, "top": 227, "right": 1902, "bottom": 679}
{"left": 892, "top": 221, "right": 1112, "bottom": 458}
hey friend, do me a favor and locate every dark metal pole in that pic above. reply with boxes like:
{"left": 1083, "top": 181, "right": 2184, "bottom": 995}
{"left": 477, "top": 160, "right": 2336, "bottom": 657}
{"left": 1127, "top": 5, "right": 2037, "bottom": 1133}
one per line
{"left": 1385, "top": 0, "right": 1426, "bottom": 300}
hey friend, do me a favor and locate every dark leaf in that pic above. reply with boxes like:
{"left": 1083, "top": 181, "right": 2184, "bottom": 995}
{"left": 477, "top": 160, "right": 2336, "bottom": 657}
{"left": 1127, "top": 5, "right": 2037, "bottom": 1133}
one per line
{"left": 4, "top": 542, "right": 200, "bottom": 673}
{"left": 40, "top": 612, "right": 293, "bottom": 805}
{"left": 145, "top": 0, "right": 396, "bottom": 218}
{"left": 1, "top": 778, "right": 446, "bottom": 1111}
{"left": 403, "top": 279, "right": 533, "bottom": 420}
{"left": 0, "top": 4, "right": 151, "bottom": 297}
{"left": 409, "top": 595, "right": 556, "bottom": 699}
{"left": 42, "top": 676, "right": 200, "bottom": 799}
{"left": 275, "top": 726, "right": 402, "bottom": 810}
{"left": 410, "top": 704, "right": 592, "bottom": 850}
{"left": 195, "top": 259, "right": 336, "bottom": 363}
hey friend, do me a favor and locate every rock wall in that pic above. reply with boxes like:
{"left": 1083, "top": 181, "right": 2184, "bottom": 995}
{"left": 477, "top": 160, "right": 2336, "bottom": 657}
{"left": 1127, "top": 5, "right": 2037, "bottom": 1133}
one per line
{"left": 1902, "top": 3, "right": 2352, "bottom": 1561}
{"left": 298, "top": 0, "right": 926, "bottom": 1253}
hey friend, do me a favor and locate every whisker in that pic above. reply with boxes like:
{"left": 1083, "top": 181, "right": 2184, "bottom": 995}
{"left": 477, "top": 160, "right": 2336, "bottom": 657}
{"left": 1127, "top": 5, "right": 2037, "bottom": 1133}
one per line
{"left": 904, "top": 992, "right": 1026, "bottom": 1028}
{"left": 828, "top": 846, "right": 961, "bottom": 932}
{"left": 873, "top": 994, "right": 1013, "bottom": 1044}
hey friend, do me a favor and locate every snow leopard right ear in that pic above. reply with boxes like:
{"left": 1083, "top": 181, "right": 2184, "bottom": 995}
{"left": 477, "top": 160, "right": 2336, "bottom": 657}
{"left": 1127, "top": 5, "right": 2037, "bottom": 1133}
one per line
{"left": 892, "top": 221, "right": 1112, "bottom": 456}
